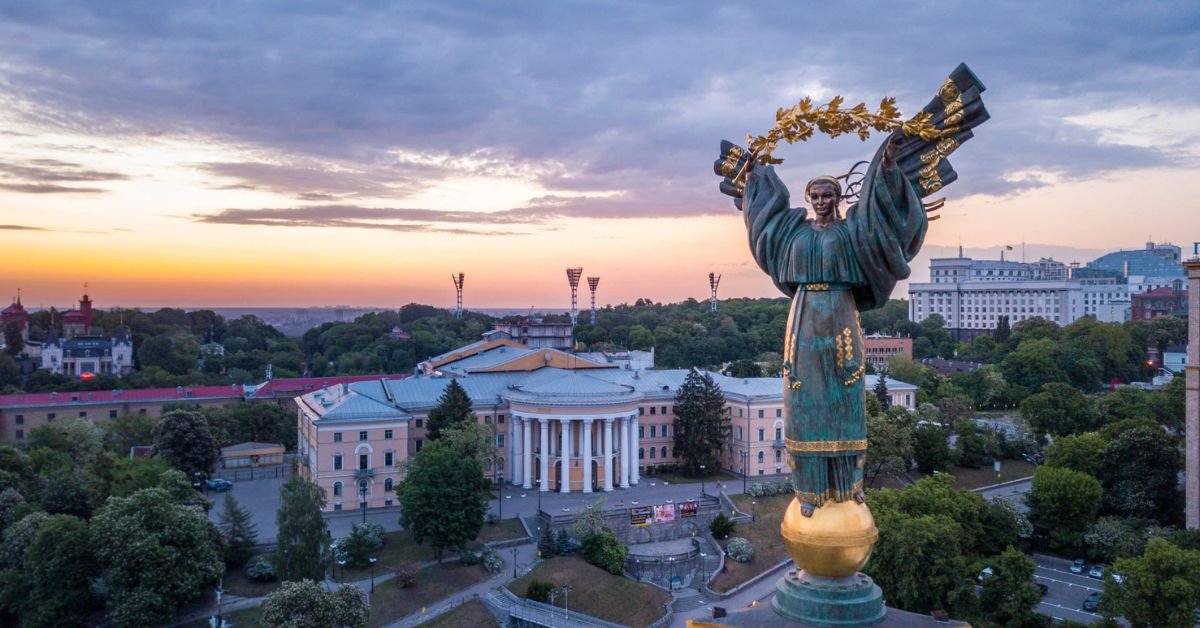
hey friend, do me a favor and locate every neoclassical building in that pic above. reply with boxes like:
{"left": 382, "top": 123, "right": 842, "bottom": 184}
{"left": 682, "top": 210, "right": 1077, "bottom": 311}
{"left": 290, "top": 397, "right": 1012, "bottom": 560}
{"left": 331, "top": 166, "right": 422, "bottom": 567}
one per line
{"left": 296, "top": 338, "right": 918, "bottom": 512}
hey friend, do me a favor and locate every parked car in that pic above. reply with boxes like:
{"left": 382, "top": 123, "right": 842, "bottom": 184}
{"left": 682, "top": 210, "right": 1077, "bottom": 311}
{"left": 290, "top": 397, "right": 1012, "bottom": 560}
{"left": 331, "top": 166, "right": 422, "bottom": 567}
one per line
{"left": 1035, "top": 582, "right": 1048, "bottom": 597}
{"left": 1111, "top": 572, "right": 1125, "bottom": 585}
{"left": 1082, "top": 591, "right": 1101, "bottom": 613}
{"left": 206, "top": 478, "right": 233, "bottom": 492}
{"left": 976, "top": 567, "right": 994, "bottom": 583}
{"left": 1069, "top": 559, "right": 1087, "bottom": 574}
{"left": 1088, "top": 564, "right": 1106, "bottom": 580}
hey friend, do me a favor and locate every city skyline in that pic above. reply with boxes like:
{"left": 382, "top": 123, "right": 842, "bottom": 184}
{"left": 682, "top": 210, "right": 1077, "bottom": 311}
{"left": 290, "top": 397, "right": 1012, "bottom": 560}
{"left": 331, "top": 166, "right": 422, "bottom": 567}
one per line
{"left": 2, "top": 3, "right": 1198, "bottom": 307}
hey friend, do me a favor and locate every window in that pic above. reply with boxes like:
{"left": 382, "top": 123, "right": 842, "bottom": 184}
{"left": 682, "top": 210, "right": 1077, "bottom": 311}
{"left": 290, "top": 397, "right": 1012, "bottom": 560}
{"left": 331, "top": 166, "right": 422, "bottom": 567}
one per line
{"left": 759, "top": 469, "right": 764, "bottom": 476}
{"left": 13, "top": 415, "right": 22, "bottom": 425}
{"left": 359, "top": 431, "right": 368, "bottom": 441}
{"left": 662, "top": 406, "right": 668, "bottom": 415}
{"left": 661, "top": 446, "right": 667, "bottom": 459}
{"left": 758, "top": 428, "right": 764, "bottom": 441}
{"left": 359, "top": 454, "right": 369, "bottom": 470}
{"left": 776, "top": 409, "right": 782, "bottom": 418}
{"left": 334, "top": 503, "right": 342, "bottom": 511}
{"left": 484, "top": 415, "right": 492, "bottom": 424}
{"left": 737, "top": 427, "right": 743, "bottom": 441}
{"left": 415, "top": 418, "right": 424, "bottom": 428}
{"left": 639, "top": 447, "right": 644, "bottom": 459}
{"left": 14, "top": 430, "right": 22, "bottom": 440}
{"left": 385, "top": 451, "right": 394, "bottom": 467}
{"left": 650, "top": 447, "right": 656, "bottom": 459}
{"left": 497, "top": 434, "right": 505, "bottom": 448}
{"left": 650, "top": 425, "right": 657, "bottom": 438}
{"left": 333, "top": 455, "right": 343, "bottom": 471}
{"left": 385, "top": 478, "right": 394, "bottom": 492}
{"left": 649, "top": 407, "right": 656, "bottom": 415}
{"left": 334, "top": 432, "right": 343, "bottom": 443}
{"left": 109, "top": 410, "right": 118, "bottom": 419}
{"left": 776, "top": 450, "right": 782, "bottom": 462}
{"left": 639, "top": 407, "right": 645, "bottom": 415}
{"left": 137, "top": 409, "right": 146, "bottom": 415}
{"left": 334, "top": 481, "right": 343, "bottom": 497}
{"left": 415, "top": 439, "right": 423, "bottom": 452}
{"left": 79, "top": 411, "right": 86, "bottom": 418}
{"left": 384, "top": 429, "right": 393, "bottom": 440}
{"left": 758, "top": 451, "right": 764, "bottom": 462}
{"left": 758, "top": 409, "right": 764, "bottom": 418}
{"left": 498, "top": 414, "right": 505, "bottom": 424}
{"left": 775, "top": 427, "right": 782, "bottom": 441}
{"left": 638, "top": 426, "right": 644, "bottom": 438}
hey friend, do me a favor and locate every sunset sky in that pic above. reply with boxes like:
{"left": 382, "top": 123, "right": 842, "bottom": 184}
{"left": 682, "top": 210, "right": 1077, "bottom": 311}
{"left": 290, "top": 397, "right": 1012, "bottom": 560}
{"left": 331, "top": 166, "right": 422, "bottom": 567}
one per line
{"left": 1, "top": 2, "right": 1198, "bottom": 309}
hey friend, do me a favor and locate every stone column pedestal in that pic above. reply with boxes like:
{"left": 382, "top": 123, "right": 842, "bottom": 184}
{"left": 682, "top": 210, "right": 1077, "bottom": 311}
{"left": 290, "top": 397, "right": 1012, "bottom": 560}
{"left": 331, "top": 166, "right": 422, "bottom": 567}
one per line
{"left": 773, "top": 570, "right": 885, "bottom": 626}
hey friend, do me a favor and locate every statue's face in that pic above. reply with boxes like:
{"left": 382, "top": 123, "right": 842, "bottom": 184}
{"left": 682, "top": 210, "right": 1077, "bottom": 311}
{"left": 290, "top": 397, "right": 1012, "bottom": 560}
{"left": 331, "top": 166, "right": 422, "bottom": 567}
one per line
{"left": 808, "top": 183, "right": 840, "bottom": 219}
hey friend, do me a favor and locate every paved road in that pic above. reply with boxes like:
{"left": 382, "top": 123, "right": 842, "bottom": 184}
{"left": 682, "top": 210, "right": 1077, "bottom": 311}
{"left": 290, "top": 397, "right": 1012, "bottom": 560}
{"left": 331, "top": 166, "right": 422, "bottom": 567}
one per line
{"left": 974, "top": 477, "right": 1031, "bottom": 512}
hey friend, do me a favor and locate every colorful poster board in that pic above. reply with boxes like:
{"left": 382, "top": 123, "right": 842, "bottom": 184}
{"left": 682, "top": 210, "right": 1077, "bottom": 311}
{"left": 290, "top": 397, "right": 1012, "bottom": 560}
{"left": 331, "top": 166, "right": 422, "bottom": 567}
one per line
{"left": 654, "top": 503, "right": 676, "bottom": 524}
{"left": 630, "top": 506, "right": 653, "bottom": 527}
{"left": 679, "top": 501, "right": 698, "bottom": 518}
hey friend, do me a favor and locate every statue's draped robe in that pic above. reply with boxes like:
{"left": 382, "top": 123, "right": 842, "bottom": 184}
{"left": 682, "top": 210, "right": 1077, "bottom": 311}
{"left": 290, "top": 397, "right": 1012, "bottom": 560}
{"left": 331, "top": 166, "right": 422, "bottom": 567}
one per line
{"left": 742, "top": 144, "right": 927, "bottom": 506}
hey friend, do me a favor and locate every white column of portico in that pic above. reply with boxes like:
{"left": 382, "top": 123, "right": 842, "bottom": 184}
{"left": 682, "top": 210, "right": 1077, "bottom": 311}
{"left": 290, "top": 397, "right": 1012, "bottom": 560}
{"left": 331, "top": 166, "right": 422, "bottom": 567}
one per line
{"left": 603, "top": 417, "right": 614, "bottom": 492}
{"left": 560, "top": 418, "right": 571, "bottom": 493}
{"left": 539, "top": 418, "right": 550, "bottom": 492}
{"left": 522, "top": 418, "right": 533, "bottom": 489}
{"left": 582, "top": 418, "right": 594, "bottom": 493}
{"left": 619, "top": 416, "right": 630, "bottom": 488}
{"left": 631, "top": 416, "right": 640, "bottom": 485}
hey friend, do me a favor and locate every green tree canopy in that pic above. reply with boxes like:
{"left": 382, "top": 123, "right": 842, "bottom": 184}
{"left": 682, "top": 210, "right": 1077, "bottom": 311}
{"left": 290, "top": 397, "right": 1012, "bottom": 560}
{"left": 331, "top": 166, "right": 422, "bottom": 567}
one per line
{"left": 1025, "top": 465, "right": 1102, "bottom": 554}
{"left": 152, "top": 410, "right": 221, "bottom": 476}
{"left": 275, "top": 476, "right": 328, "bottom": 582}
{"left": 1097, "top": 425, "right": 1183, "bottom": 525}
{"left": 1021, "top": 383, "right": 1099, "bottom": 437}
{"left": 977, "top": 546, "right": 1040, "bottom": 627}
{"left": 1100, "top": 537, "right": 1200, "bottom": 628}
{"left": 864, "top": 410, "right": 913, "bottom": 487}
{"left": 425, "top": 379, "right": 474, "bottom": 441}
{"left": 397, "top": 440, "right": 486, "bottom": 561}
{"left": 1044, "top": 432, "right": 1107, "bottom": 477}
{"left": 219, "top": 493, "right": 259, "bottom": 568}
{"left": 261, "top": 580, "right": 369, "bottom": 628}
{"left": 671, "top": 369, "right": 729, "bottom": 476}
{"left": 21, "top": 514, "right": 99, "bottom": 628}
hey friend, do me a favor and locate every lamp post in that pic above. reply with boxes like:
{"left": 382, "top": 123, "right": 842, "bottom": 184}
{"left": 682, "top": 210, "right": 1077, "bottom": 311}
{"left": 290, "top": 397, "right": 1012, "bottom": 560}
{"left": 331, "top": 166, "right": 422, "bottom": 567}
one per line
{"left": 635, "top": 558, "right": 641, "bottom": 582}
{"left": 337, "top": 559, "right": 346, "bottom": 585}
{"left": 752, "top": 500, "right": 756, "bottom": 523}
{"left": 512, "top": 547, "right": 518, "bottom": 578}
{"left": 359, "top": 480, "right": 368, "bottom": 524}
{"left": 561, "top": 585, "right": 572, "bottom": 618}
{"left": 369, "top": 557, "right": 377, "bottom": 593}
{"left": 699, "top": 463, "right": 706, "bottom": 496}
{"left": 497, "top": 472, "right": 505, "bottom": 521}
{"left": 739, "top": 451, "right": 747, "bottom": 494}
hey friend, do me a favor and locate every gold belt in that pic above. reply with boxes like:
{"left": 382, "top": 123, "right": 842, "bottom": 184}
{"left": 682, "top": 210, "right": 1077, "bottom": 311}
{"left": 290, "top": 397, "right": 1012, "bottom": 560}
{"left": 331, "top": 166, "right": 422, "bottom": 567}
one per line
{"left": 784, "top": 437, "right": 868, "bottom": 453}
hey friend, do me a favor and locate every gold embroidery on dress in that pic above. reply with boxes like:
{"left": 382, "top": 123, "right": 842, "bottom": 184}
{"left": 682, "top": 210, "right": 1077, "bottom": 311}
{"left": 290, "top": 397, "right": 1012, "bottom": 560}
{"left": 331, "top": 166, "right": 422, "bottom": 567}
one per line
{"left": 785, "top": 438, "right": 868, "bottom": 453}
{"left": 803, "top": 283, "right": 831, "bottom": 291}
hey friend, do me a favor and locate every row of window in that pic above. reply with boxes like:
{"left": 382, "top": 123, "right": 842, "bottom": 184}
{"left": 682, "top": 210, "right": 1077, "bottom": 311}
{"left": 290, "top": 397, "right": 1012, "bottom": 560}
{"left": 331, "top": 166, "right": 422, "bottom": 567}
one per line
{"left": 333, "top": 429, "right": 395, "bottom": 443}
{"left": 734, "top": 426, "right": 784, "bottom": 442}
{"left": 333, "top": 477, "right": 395, "bottom": 496}
{"left": 11, "top": 408, "right": 128, "bottom": 425}
{"left": 638, "top": 406, "right": 672, "bottom": 416}
{"left": 724, "top": 407, "right": 784, "bottom": 418}
{"left": 332, "top": 451, "right": 396, "bottom": 470}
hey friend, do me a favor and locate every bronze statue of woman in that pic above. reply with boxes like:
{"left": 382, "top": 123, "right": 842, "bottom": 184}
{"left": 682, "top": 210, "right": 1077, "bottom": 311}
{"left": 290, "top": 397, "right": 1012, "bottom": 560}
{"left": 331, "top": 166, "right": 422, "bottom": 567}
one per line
{"left": 715, "top": 64, "right": 989, "bottom": 519}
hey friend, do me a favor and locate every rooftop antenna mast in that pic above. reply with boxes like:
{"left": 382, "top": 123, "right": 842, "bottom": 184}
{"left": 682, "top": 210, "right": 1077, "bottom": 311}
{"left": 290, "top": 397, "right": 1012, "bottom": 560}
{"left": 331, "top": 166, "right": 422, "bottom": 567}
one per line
{"left": 587, "top": 277, "right": 600, "bottom": 325}
{"left": 451, "top": 273, "right": 465, "bottom": 320}
{"left": 566, "top": 268, "right": 583, "bottom": 325}
{"left": 708, "top": 272, "right": 721, "bottom": 314}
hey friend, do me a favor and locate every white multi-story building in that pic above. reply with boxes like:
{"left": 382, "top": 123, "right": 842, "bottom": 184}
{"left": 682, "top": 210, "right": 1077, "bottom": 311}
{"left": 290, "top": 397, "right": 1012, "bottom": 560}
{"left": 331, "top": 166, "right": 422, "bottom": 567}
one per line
{"left": 909, "top": 254, "right": 1129, "bottom": 339}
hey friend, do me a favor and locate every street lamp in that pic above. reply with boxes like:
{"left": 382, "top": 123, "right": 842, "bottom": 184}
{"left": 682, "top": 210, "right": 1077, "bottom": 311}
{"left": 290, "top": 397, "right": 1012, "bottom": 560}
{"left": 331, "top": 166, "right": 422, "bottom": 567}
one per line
{"left": 739, "top": 451, "right": 747, "bottom": 494}
{"left": 497, "top": 472, "right": 505, "bottom": 521}
{"left": 337, "top": 559, "right": 347, "bottom": 585}
{"left": 635, "top": 558, "right": 641, "bottom": 582}
{"left": 512, "top": 547, "right": 518, "bottom": 578}
{"left": 699, "top": 463, "right": 706, "bottom": 496}
{"left": 359, "top": 480, "right": 368, "bottom": 524}
{"left": 369, "top": 557, "right": 377, "bottom": 593}
{"left": 752, "top": 500, "right": 756, "bottom": 523}
{"left": 561, "top": 585, "right": 572, "bottom": 618}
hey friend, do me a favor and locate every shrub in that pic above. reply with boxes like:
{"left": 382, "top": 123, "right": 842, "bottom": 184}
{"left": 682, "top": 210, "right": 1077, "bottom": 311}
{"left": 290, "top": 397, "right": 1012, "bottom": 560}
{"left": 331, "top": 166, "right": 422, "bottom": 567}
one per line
{"left": 555, "top": 528, "right": 574, "bottom": 555}
{"left": 581, "top": 528, "right": 628, "bottom": 575}
{"left": 526, "top": 579, "right": 553, "bottom": 603}
{"left": 727, "top": 537, "right": 754, "bottom": 562}
{"left": 340, "top": 523, "right": 384, "bottom": 567}
{"left": 245, "top": 555, "right": 277, "bottom": 582}
{"left": 710, "top": 513, "right": 736, "bottom": 539}
{"left": 354, "top": 522, "right": 386, "bottom": 547}
{"left": 482, "top": 548, "right": 504, "bottom": 574}
{"left": 747, "top": 481, "right": 790, "bottom": 497}
{"left": 394, "top": 560, "right": 418, "bottom": 588}
{"left": 459, "top": 550, "right": 481, "bottom": 566}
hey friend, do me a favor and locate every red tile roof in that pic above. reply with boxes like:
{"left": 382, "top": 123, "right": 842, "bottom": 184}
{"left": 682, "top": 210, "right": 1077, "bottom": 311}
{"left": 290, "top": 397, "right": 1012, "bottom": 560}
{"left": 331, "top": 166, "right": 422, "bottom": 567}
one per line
{"left": 248, "top": 374, "right": 410, "bottom": 399}
{"left": 0, "top": 385, "right": 244, "bottom": 408}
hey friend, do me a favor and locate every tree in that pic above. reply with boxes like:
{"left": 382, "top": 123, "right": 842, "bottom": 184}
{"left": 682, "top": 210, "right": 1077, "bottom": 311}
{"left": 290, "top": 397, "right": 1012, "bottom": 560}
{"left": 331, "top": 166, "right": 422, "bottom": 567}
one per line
{"left": 911, "top": 423, "right": 954, "bottom": 474}
{"left": 993, "top": 315, "right": 1011, "bottom": 343}
{"left": 538, "top": 523, "right": 557, "bottom": 557}
{"left": 864, "top": 411, "right": 912, "bottom": 487}
{"left": 152, "top": 410, "right": 221, "bottom": 476}
{"left": 397, "top": 440, "right": 485, "bottom": 561}
{"left": 1021, "top": 383, "right": 1098, "bottom": 437}
{"left": 21, "top": 514, "right": 99, "bottom": 628}
{"left": 207, "top": 403, "right": 297, "bottom": 450}
{"left": 219, "top": 493, "right": 259, "bottom": 568}
{"left": 1100, "top": 538, "right": 1200, "bottom": 628}
{"left": 1044, "top": 432, "right": 1107, "bottom": 477}
{"left": 953, "top": 421, "right": 989, "bottom": 469}
{"left": 865, "top": 510, "right": 965, "bottom": 612}
{"left": 425, "top": 379, "right": 474, "bottom": 441}
{"left": 136, "top": 330, "right": 200, "bottom": 375}
{"left": 2, "top": 322, "right": 24, "bottom": 357}
{"left": 260, "top": 580, "right": 369, "bottom": 628}
{"left": 726, "top": 358, "right": 763, "bottom": 378}
{"left": 276, "top": 476, "right": 328, "bottom": 582}
{"left": 91, "top": 487, "right": 224, "bottom": 627}
{"left": 672, "top": 370, "right": 729, "bottom": 476}
{"left": 581, "top": 528, "right": 628, "bottom": 575}
{"left": 100, "top": 413, "right": 158, "bottom": 454}
{"left": 572, "top": 498, "right": 610, "bottom": 540}
{"left": 1025, "top": 466, "right": 1102, "bottom": 554}
{"left": 1001, "top": 338, "right": 1065, "bottom": 393}
{"left": 873, "top": 371, "right": 891, "bottom": 410}
{"left": 1097, "top": 425, "right": 1183, "bottom": 525}
{"left": 977, "top": 546, "right": 1040, "bottom": 627}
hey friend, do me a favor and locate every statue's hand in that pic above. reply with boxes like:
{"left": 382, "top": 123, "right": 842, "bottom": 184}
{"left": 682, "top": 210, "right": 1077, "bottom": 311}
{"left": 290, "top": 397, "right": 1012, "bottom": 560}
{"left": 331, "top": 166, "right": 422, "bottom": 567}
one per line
{"left": 882, "top": 132, "right": 903, "bottom": 168}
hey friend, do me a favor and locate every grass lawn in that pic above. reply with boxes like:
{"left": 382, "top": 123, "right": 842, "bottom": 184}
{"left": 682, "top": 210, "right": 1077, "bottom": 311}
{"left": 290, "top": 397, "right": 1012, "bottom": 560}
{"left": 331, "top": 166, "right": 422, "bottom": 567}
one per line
{"left": 643, "top": 469, "right": 740, "bottom": 487}
{"left": 507, "top": 555, "right": 672, "bottom": 627}
{"left": 911, "top": 460, "right": 1035, "bottom": 490}
{"left": 712, "top": 493, "right": 793, "bottom": 592}
{"left": 342, "top": 518, "right": 527, "bottom": 580}
{"left": 416, "top": 599, "right": 498, "bottom": 627}
{"left": 368, "top": 562, "right": 492, "bottom": 628}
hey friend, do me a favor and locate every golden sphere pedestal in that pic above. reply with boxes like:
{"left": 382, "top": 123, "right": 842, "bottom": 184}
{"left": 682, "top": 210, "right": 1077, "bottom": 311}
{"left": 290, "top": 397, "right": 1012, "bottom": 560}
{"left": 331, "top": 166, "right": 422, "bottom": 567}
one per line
{"left": 773, "top": 497, "right": 886, "bottom": 625}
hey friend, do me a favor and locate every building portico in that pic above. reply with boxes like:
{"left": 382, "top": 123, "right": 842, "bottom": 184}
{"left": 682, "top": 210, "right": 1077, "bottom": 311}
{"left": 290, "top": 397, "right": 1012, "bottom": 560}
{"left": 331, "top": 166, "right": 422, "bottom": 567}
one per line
{"left": 510, "top": 409, "right": 640, "bottom": 494}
